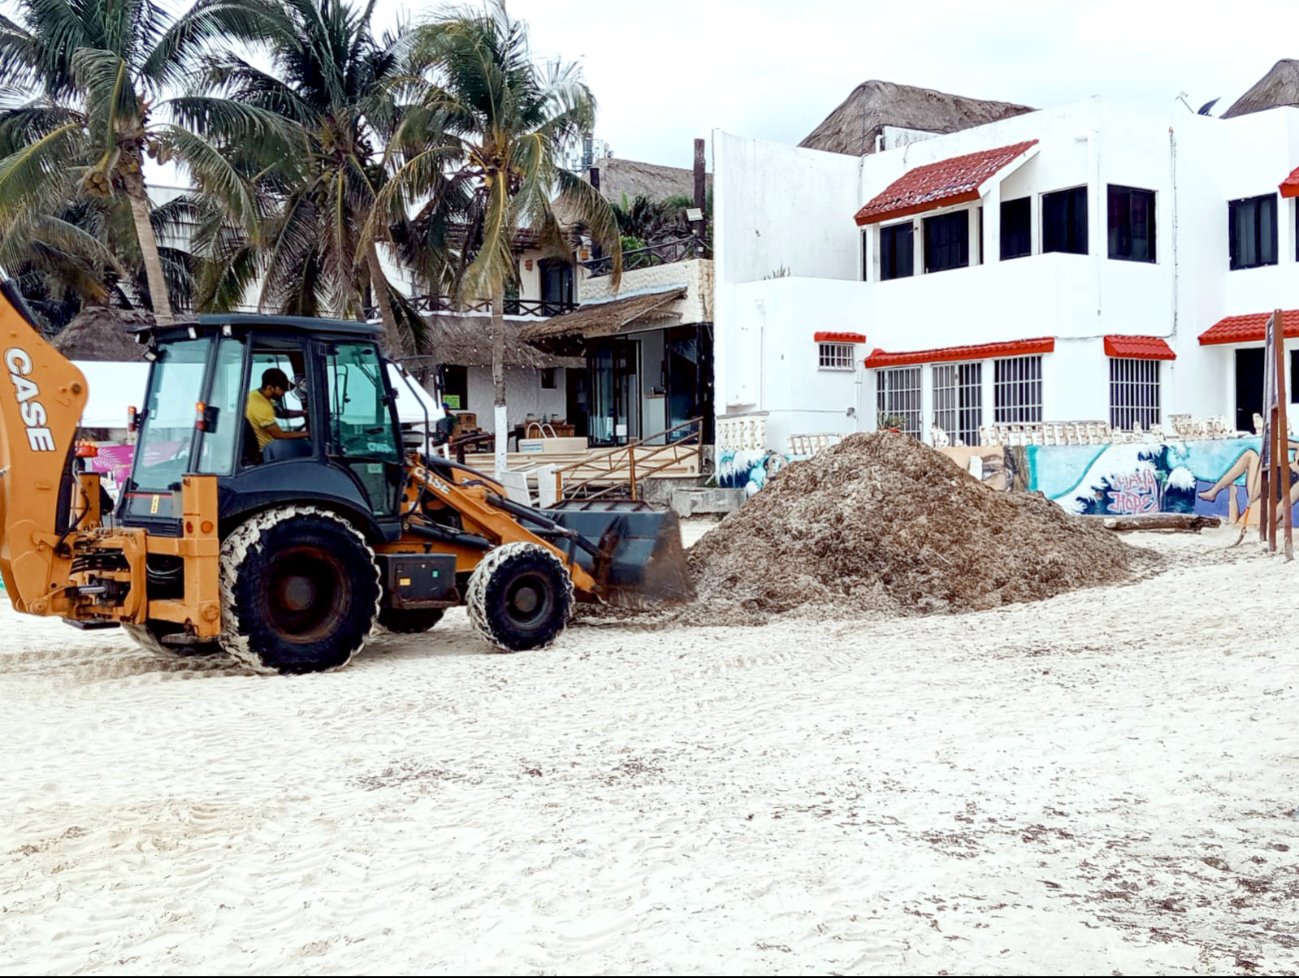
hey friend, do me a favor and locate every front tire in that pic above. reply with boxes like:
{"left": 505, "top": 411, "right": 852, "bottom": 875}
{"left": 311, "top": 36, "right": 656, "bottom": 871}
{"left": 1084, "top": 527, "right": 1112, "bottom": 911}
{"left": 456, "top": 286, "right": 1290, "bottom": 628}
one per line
{"left": 466, "top": 542, "right": 573, "bottom": 652}
{"left": 219, "top": 506, "right": 380, "bottom": 674}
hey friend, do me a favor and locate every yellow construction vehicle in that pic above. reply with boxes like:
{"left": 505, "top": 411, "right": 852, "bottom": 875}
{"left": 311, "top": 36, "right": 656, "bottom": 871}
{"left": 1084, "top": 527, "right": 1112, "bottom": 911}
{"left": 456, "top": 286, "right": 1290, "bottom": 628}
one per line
{"left": 0, "top": 282, "right": 692, "bottom": 673}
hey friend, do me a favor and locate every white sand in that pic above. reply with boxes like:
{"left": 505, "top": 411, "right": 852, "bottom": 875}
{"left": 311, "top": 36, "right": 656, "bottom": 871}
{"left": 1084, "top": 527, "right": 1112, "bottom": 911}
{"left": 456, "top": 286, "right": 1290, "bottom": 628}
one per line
{"left": 1, "top": 526, "right": 1297, "bottom": 975}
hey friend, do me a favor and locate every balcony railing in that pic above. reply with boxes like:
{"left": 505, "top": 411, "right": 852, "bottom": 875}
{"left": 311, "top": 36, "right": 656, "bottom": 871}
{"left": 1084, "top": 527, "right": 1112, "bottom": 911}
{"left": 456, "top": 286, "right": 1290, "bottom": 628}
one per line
{"left": 403, "top": 295, "right": 576, "bottom": 317}
{"left": 581, "top": 236, "right": 711, "bottom": 279}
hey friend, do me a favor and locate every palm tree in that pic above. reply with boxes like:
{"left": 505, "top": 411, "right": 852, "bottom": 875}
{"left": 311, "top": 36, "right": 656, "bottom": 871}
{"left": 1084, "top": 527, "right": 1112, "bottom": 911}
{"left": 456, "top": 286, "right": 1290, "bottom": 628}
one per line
{"left": 384, "top": 1, "right": 621, "bottom": 473}
{"left": 0, "top": 0, "right": 276, "bottom": 324}
{"left": 187, "top": 0, "right": 436, "bottom": 353}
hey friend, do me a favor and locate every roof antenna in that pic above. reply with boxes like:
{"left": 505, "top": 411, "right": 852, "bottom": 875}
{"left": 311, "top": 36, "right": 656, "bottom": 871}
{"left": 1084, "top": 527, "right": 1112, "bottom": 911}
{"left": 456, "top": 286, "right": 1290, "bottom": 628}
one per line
{"left": 1175, "top": 91, "right": 1194, "bottom": 113}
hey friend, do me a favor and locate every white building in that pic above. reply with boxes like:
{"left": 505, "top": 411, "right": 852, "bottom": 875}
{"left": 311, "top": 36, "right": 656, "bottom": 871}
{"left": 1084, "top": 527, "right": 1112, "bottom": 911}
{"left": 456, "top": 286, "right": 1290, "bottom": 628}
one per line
{"left": 713, "top": 95, "right": 1299, "bottom": 453}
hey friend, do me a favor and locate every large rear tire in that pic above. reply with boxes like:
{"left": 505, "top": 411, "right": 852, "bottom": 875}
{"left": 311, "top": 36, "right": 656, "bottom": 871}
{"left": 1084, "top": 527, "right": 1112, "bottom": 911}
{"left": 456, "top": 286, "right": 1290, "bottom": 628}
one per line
{"left": 466, "top": 542, "right": 572, "bottom": 652}
{"left": 378, "top": 607, "right": 445, "bottom": 634}
{"left": 219, "top": 506, "right": 380, "bottom": 675}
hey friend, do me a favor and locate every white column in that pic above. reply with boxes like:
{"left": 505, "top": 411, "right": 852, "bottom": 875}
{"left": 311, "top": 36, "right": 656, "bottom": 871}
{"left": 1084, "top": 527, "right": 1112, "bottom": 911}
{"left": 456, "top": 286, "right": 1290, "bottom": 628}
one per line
{"left": 984, "top": 183, "right": 1002, "bottom": 264}
{"left": 1087, "top": 130, "right": 1105, "bottom": 259}
{"left": 1282, "top": 199, "right": 1296, "bottom": 269}
{"left": 982, "top": 357, "right": 996, "bottom": 440}
{"left": 1030, "top": 193, "right": 1042, "bottom": 256}
{"left": 920, "top": 364, "right": 934, "bottom": 444}
{"left": 969, "top": 206, "right": 981, "bottom": 266}
{"left": 913, "top": 218, "right": 923, "bottom": 277}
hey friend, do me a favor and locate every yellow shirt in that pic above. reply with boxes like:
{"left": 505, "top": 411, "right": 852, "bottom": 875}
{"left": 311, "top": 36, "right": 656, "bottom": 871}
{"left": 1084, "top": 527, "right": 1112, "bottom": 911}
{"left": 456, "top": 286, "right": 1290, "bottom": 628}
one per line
{"left": 246, "top": 389, "right": 278, "bottom": 450}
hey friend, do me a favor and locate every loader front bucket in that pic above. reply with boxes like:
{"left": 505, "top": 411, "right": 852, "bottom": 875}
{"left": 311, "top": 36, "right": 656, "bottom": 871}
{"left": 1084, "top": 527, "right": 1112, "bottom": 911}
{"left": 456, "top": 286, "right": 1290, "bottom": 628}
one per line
{"left": 547, "top": 500, "right": 695, "bottom": 608}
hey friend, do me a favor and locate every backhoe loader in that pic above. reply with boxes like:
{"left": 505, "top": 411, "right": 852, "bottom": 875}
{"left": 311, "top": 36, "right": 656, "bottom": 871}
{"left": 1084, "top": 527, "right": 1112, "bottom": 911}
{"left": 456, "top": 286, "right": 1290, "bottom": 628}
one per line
{"left": 0, "top": 281, "right": 692, "bottom": 674}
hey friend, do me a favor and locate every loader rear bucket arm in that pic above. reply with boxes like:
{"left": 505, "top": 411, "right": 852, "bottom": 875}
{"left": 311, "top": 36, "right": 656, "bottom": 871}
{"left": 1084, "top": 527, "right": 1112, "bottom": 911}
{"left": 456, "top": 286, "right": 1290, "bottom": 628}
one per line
{"left": 0, "top": 282, "right": 88, "bottom": 611}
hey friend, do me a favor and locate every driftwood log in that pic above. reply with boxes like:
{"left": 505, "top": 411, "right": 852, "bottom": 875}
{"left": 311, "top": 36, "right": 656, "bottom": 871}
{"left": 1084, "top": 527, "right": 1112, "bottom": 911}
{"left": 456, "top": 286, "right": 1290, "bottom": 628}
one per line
{"left": 1100, "top": 514, "right": 1222, "bottom": 533}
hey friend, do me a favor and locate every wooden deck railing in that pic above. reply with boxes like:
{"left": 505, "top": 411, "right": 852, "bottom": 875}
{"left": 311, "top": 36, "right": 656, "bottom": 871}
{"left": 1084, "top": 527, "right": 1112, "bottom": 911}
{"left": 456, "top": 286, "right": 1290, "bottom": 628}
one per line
{"left": 549, "top": 417, "right": 704, "bottom": 501}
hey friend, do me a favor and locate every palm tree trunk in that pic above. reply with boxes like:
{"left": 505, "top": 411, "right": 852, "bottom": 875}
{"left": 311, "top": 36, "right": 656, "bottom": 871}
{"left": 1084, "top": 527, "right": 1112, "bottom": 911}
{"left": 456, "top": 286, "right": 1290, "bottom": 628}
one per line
{"left": 124, "top": 180, "right": 173, "bottom": 325}
{"left": 492, "top": 287, "right": 508, "bottom": 476}
{"left": 365, "top": 241, "right": 404, "bottom": 355}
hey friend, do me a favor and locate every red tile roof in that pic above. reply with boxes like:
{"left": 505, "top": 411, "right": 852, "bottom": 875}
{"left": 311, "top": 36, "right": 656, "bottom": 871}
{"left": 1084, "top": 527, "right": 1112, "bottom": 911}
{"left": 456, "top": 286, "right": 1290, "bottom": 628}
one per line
{"left": 854, "top": 140, "right": 1039, "bottom": 226}
{"left": 1281, "top": 166, "right": 1299, "bottom": 198}
{"left": 814, "top": 331, "right": 866, "bottom": 344}
{"left": 1198, "top": 310, "right": 1299, "bottom": 345}
{"left": 864, "top": 336, "right": 1054, "bottom": 368}
{"left": 1103, "top": 335, "right": 1176, "bottom": 360}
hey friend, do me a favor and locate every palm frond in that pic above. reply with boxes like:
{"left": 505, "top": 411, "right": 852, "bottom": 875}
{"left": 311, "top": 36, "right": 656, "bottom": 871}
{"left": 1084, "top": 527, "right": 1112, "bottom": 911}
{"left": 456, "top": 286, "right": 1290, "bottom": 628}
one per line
{"left": 70, "top": 46, "right": 138, "bottom": 150}
{"left": 0, "top": 120, "right": 85, "bottom": 224}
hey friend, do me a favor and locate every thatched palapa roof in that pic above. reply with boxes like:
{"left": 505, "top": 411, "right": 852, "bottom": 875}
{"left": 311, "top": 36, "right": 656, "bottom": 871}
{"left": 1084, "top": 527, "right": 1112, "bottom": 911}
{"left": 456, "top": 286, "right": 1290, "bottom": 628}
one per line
{"left": 1223, "top": 59, "right": 1299, "bottom": 118}
{"left": 518, "top": 287, "right": 686, "bottom": 349}
{"left": 800, "top": 80, "right": 1034, "bottom": 157}
{"left": 587, "top": 158, "right": 711, "bottom": 204}
{"left": 51, "top": 306, "right": 153, "bottom": 361}
{"left": 427, "top": 314, "right": 583, "bottom": 369}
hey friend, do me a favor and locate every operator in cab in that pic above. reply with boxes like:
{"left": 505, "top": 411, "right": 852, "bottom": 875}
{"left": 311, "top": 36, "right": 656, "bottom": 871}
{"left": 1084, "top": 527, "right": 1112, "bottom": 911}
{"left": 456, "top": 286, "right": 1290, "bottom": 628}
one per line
{"left": 246, "top": 368, "right": 309, "bottom": 456}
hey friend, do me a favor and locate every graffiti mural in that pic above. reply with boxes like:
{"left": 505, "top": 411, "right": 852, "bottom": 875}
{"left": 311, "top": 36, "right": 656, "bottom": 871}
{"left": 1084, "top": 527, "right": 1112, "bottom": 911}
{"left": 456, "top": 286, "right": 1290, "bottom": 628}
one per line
{"left": 718, "top": 448, "right": 790, "bottom": 497}
{"left": 1026, "top": 438, "right": 1299, "bottom": 525}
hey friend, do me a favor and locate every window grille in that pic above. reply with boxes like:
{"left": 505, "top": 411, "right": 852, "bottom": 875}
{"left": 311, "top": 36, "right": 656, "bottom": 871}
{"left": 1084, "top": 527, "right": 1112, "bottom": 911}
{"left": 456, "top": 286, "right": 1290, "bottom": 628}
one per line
{"left": 1109, "top": 358, "right": 1160, "bottom": 430}
{"left": 876, "top": 366, "right": 922, "bottom": 437}
{"left": 932, "top": 361, "right": 983, "bottom": 445}
{"left": 818, "top": 343, "right": 855, "bottom": 371}
{"left": 993, "top": 355, "right": 1043, "bottom": 423}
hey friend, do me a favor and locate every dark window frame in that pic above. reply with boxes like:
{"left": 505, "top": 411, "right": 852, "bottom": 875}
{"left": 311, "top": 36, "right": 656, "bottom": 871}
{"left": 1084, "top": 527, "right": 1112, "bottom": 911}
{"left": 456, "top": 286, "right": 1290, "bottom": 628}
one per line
{"left": 1042, "top": 186, "right": 1088, "bottom": 256}
{"left": 1001, "top": 197, "right": 1031, "bottom": 260}
{"left": 923, "top": 209, "right": 970, "bottom": 273}
{"left": 1107, "top": 184, "right": 1156, "bottom": 263}
{"left": 879, "top": 222, "right": 914, "bottom": 281}
{"left": 1229, "top": 194, "right": 1278, "bottom": 270}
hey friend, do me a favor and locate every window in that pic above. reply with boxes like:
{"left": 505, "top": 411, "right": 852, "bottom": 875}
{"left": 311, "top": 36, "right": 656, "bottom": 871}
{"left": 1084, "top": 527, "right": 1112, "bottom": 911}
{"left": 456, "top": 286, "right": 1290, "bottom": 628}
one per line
{"left": 1291, "top": 349, "right": 1299, "bottom": 404}
{"left": 1042, "top": 186, "right": 1088, "bottom": 255}
{"left": 861, "top": 230, "right": 870, "bottom": 281}
{"left": 123, "top": 337, "right": 211, "bottom": 520}
{"left": 923, "top": 210, "right": 969, "bottom": 273}
{"left": 994, "top": 355, "right": 1043, "bottom": 423}
{"left": 439, "top": 364, "right": 468, "bottom": 410}
{"left": 1001, "top": 197, "right": 1031, "bottom": 260}
{"left": 1108, "top": 185, "right": 1156, "bottom": 262}
{"left": 1109, "top": 358, "right": 1160, "bottom": 430}
{"left": 325, "top": 341, "right": 402, "bottom": 514}
{"left": 540, "top": 367, "right": 558, "bottom": 389}
{"left": 932, "top": 361, "right": 982, "bottom": 445}
{"left": 196, "top": 336, "right": 246, "bottom": 476}
{"left": 879, "top": 223, "right": 914, "bottom": 280}
{"left": 818, "top": 343, "right": 855, "bottom": 370}
{"left": 876, "top": 366, "right": 922, "bottom": 437}
{"left": 1230, "top": 194, "right": 1277, "bottom": 270}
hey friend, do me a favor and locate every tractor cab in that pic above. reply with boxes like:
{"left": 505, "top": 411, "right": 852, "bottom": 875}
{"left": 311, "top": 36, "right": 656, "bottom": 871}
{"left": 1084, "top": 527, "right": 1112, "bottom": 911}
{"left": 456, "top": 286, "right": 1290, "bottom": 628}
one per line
{"left": 119, "top": 314, "right": 411, "bottom": 541}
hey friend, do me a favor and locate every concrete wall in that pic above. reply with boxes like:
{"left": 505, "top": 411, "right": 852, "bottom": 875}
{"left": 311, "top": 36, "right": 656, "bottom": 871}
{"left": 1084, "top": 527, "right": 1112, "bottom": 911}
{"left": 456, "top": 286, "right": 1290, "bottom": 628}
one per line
{"left": 579, "top": 258, "right": 714, "bottom": 324}
{"left": 713, "top": 97, "right": 1299, "bottom": 452}
{"left": 713, "top": 132, "right": 864, "bottom": 285}
{"left": 464, "top": 366, "right": 568, "bottom": 433}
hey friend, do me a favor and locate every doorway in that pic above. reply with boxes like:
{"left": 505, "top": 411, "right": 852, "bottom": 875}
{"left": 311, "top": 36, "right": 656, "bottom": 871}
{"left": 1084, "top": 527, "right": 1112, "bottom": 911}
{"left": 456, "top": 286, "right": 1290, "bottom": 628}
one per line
{"left": 587, "top": 337, "right": 640, "bottom": 445}
{"left": 1235, "top": 347, "right": 1264, "bottom": 434}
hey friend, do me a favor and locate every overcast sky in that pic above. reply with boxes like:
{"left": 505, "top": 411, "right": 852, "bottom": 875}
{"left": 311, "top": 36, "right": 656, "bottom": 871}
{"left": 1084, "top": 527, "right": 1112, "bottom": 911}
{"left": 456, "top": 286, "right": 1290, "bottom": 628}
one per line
{"left": 378, "top": 0, "right": 1298, "bottom": 169}
{"left": 4, "top": 0, "right": 1296, "bottom": 171}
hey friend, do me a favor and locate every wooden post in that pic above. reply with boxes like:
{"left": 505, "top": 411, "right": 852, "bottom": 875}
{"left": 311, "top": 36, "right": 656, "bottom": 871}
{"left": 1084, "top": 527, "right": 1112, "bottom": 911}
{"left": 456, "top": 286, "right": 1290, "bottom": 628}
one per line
{"left": 628, "top": 445, "right": 637, "bottom": 501}
{"left": 1269, "top": 411, "right": 1280, "bottom": 552}
{"left": 693, "top": 138, "right": 707, "bottom": 248}
{"left": 1261, "top": 311, "right": 1276, "bottom": 543}
{"left": 1275, "top": 308, "right": 1293, "bottom": 560}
